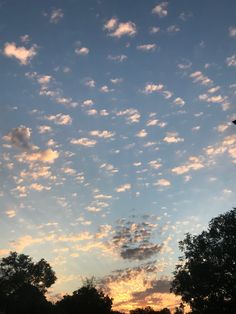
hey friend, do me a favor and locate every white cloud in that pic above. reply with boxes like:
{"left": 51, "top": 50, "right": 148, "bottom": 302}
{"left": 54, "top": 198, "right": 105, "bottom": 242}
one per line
{"left": 229, "top": 26, "right": 236, "bottom": 38}
{"left": 148, "top": 160, "right": 162, "bottom": 169}
{"left": 100, "top": 85, "right": 113, "bottom": 93}
{"left": 173, "top": 97, "right": 185, "bottom": 106}
{"left": 110, "top": 78, "right": 123, "bottom": 84}
{"left": 90, "top": 130, "right": 115, "bottom": 138}
{"left": 38, "top": 125, "right": 52, "bottom": 134}
{"left": 116, "top": 183, "right": 131, "bottom": 193}
{"left": 46, "top": 113, "right": 72, "bottom": 125}
{"left": 136, "top": 129, "right": 148, "bottom": 138}
{"left": 144, "top": 83, "right": 164, "bottom": 94}
{"left": 107, "top": 54, "right": 127, "bottom": 62}
{"left": 166, "top": 25, "right": 180, "bottom": 33}
{"left": 104, "top": 18, "right": 137, "bottom": 38}
{"left": 3, "top": 42, "right": 37, "bottom": 65}
{"left": 50, "top": 8, "right": 64, "bottom": 24}
{"left": 154, "top": 178, "right": 171, "bottom": 187}
{"left": 190, "top": 71, "right": 212, "bottom": 86}
{"left": 75, "top": 47, "right": 89, "bottom": 56}
{"left": 163, "top": 132, "right": 184, "bottom": 143}
{"left": 18, "top": 149, "right": 59, "bottom": 164}
{"left": 152, "top": 2, "right": 168, "bottom": 17}
{"left": 226, "top": 54, "right": 236, "bottom": 67}
{"left": 70, "top": 138, "right": 97, "bottom": 147}
{"left": 85, "top": 79, "right": 96, "bottom": 87}
{"left": 117, "top": 108, "right": 140, "bottom": 123}
{"left": 5, "top": 209, "right": 16, "bottom": 218}
{"left": 137, "top": 44, "right": 157, "bottom": 52}
{"left": 172, "top": 156, "right": 204, "bottom": 175}
{"left": 150, "top": 27, "right": 160, "bottom": 34}
{"left": 104, "top": 17, "right": 118, "bottom": 30}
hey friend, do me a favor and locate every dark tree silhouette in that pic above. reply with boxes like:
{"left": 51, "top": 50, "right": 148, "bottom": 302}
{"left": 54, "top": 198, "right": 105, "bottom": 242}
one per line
{"left": 174, "top": 303, "right": 185, "bottom": 314}
{"left": 171, "top": 209, "right": 236, "bottom": 314}
{"left": 0, "top": 251, "right": 56, "bottom": 313}
{"left": 130, "top": 306, "right": 171, "bottom": 314}
{"left": 56, "top": 278, "right": 112, "bottom": 314}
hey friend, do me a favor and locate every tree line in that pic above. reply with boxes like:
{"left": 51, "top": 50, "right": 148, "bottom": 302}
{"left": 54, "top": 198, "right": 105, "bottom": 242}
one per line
{"left": 0, "top": 208, "right": 235, "bottom": 314}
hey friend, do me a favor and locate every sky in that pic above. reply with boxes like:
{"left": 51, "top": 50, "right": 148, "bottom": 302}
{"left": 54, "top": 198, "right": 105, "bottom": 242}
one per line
{"left": 0, "top": 0, "right": 236, "bottom": 312}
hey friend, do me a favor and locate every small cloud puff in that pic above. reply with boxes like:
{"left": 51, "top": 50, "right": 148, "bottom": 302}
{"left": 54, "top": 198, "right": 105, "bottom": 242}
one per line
{"left": 50, "top": 8, "right": 64, "bottom": 24}
{"left": 152, "top": 2, "right": 168, "bottom": 18}
{"left": 104, "top": 17, "right": 136, "bottom": 38}
{"left": 137, "top": 44, "right": 157, "bottom": 52}
{"left": 3, "top": 42, "right": 37, "bottom": 65}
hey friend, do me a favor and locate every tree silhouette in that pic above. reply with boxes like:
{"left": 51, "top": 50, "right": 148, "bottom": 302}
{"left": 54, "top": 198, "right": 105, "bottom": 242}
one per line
{"left": 56, "top": 278, "right": 112, "bottom": 314}
{"left": 171, "top": 209, "right": 236, "bottom": 314}
{"left": 130, "top": 306, "right": 171, "bottom": 314}
{"left": 0, "top": 251, "right": 56, "bottom": 313}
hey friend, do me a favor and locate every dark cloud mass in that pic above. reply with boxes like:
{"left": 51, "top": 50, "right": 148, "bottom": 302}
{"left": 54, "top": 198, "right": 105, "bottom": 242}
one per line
{"left": 132, "top": 279, "right": 171, "bottom": 300}
{"left": 4, "top": 125, "right": 31, "bottom": 149}
{"left": 112, "top": 220, "right": 163, "bottom": 260}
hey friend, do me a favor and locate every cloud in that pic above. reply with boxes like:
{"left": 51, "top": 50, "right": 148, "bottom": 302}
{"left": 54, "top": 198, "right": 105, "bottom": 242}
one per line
{"left": 137, "top": 44, "right": 157, "bottom": 52}
{"left": 117, "top": 108, "right": 140, "bottom": 123}
{"left": 190, "top": 71, "right": 212, "bottom": 85}
{"left": 144, "top": 83, "right": 164, "bottom": 94}
{"left": 172, "top": 156, "right": 204, "bottom": 175}
{"left": 104, "top": 18, "right": 137, "bottom": 38}
{"left": 50, "top": 8, "right": 64, "bottom": 24}
{"left": 104, "top": 17, "right": 118, "bottom": 30}
{"left": 112, "top": 220, "right": 162, "bottom": 261}
{"left": 3, "top": 125, "right": 31, "bottom": 149}
{"left": 150, "top": 27, "right": 160, "bottom": 34}
{"left": 5, "top": 209, "right": 16, "bottom": 218}
{"left": 3, "top": 42, "right": 37, "bottom": 65}
{"left": 70, "top": 137, "right": 97, "bottom": 147}
{"left": 173, "top": 97, "right": 185, "bottom": 106}
{"left": 90, "top": 130, "right": 115, "bottom": 138}
{"left": 21, "top": 149, "right": 59, "bottom": 164}
{"left": 229, "top": 26, "right": 236, "bottom": 38}
{"left": 38, "top": 125, "right": 52, "bottom": 134}
{"left": 107, "top": 54, "right": 127, "bottom": 62}
{"left": 166, "top": 25, "right": 180, "bottom": 33}
{"left": 100, "top": 163, "right": 118, "bottom": 175}
{"left": 115, "top": 183, "right": 131, "bottom": 193}
{"left": 136, "top": 129, "right": 148, "bottom": 138}
{"left": 110, "top": 78, "right": 123, "bottom": 84}
{"left": 75, "top": 47, "right": 89, "bottom": 56}
{"left": 30, "top": 183, "right": 51, "bottom": 191}
{"left": 154, "top": 179, "right": 171, "bottom": 187}
{"left": 100, "top": 85, "right": 113, "bottom": 93}
{"left": 163, "top": 132, "right": 184, "bottom": 143}
{"left": 226, "top": 54, "right": 236, "bottom": 67}
{"left": 148, "top": 160, "right": 162, "bottom": 170}
{"left": 85, "top": 79, "right": 96, "bottom": 87}
{"left": 152, "top": 2, "right": 168, "bottom": 17}
{"left": 46, "top": 113, "right": 72, "bottom": 125}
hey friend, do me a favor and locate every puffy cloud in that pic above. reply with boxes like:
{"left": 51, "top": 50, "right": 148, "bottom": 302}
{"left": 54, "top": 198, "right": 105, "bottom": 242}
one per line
{"left": 30, "top": 183, "right": 51, "bottom": 191}
{"left": 152, "top": 2, "right": 168, "bottom": 17}
{"left": 85, "top": 79, "right": 96, "bottom": 87}
{"left": 154, "top": 179, "right": 171, "bottom": 187}
{"left": 226, "top": 54, "right": 236, "bottom": 67}
{"left": 75, "top": 47, "right": 89, "bottom": 56}
{"left": 117, "top": 108, "right": 140, "bottom": 124}
{"left": 110, "top": 78, "right": 123, "bottom": 84}
{"left": 172, "top": 156, "right": 204, "bottom": 175}
{"left": 5, "top": 209, "right": 16, "bottom": 218}
{"left": 166, "top": 25, "right": 180, "bottom": 33}
{"left": 107, "top": 54, "right": 127, "bottom": 62}
{"left": 173, "top": 97, "right": 185, "bottom": 106}
{"left": 144, "top": 83, "right": 164, "bottom": 94}
{"left": 148, "top": 160, "right": 162, "bottom": 169}
{"left": 104, "top": 18, "right": 137, "bottom": 38}
{"left": 38, "top": 125, "right": 52, "bottom": 134}
{"left": 45, "top": 113, "right": 72, "bottom": 125}
{"left": 163, "top": 132, "right": 184, "bottom": 143}
{"left": 90, "top": 130, "right": 115, "bottom": 138}
{"left": 136, "top": 129, "right": 148, "bottom": 138}
{"left": 150, "top": 27, "right": 160, "bottom": 34}
{"left": 21, "top": 149, "right": 59, "bottom": 164}
{"left": 116, "top": 183, "right": 131, "bottom": 193}
{"left": 37, "top": 75, "right": 52, "bottom": 85}
{"left": 70, "top": 137, "right": 97, "bottom": 147}
{"left": 3, "top": 125, "right": 31, "bottom": 149}
{"left": 100, "top": 85, "right": 113, "bottom": 93}
{"left": 3, "top": 42, "right": 37, "bottom": 65}
{"left": 100, "top": 163, "right": 118, "bottom": 175}
{"left": 50, "top": 8, "right": 64, "bottom": 24}
{"left": 137, "top": 44, "right": 157, "bottom": 51}
{"left": 229, "top": 26, "right": 236, "bottom": 38}
{"left": 104, "top": 17, "right": 118, "bottom": 30}
{"left": 190, "top": 71, "right": 213, "bottom": 85}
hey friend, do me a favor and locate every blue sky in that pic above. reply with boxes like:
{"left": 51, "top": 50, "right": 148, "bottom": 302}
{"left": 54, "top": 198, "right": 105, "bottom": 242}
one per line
{"left": 0, "top": 0, "right": 236, "bottom": 311}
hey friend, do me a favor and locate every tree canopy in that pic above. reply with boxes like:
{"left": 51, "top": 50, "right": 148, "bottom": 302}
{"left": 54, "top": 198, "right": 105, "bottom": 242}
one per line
{"left": 171, "top": 208, "right": 236, "bottom": 314}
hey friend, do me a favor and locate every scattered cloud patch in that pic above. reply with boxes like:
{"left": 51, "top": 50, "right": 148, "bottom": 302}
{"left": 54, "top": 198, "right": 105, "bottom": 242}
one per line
{"left": 3, "top": 42, "right": 37, "bottom": 65}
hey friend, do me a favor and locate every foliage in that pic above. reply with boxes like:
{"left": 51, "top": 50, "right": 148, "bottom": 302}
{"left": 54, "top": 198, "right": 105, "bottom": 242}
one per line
{"left": 171, "top": 209, "right": 236, "bottom": 314}
{"left": 0, "top": 251, "right": 56, "bottom": 296}
{"left": 56, "top": 278, "right": 113, "bottom": 314}
{"left": 130, "top": 306, "right": 171, "bottom": 314}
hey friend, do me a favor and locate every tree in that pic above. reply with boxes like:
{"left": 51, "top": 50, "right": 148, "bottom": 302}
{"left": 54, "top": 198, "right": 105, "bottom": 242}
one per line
{"left": 171, "top": 209, "right": 236, "bottom": 314}
{"left": 0, "top": 252, "right": 56, "bottom": 313}
{"left": 0, "top": 251, "right": 56, "bottom": 295}
{"left": 130, "top": 307, "right": 170, "bottom": 314}
{"left": 56, "top": 278, "right": 113, "bottom": 314}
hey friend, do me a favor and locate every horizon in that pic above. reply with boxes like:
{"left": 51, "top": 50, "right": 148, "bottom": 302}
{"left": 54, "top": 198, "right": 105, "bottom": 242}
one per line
{"left": 0, "top": 0, "right": 236, "bottom": 312}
